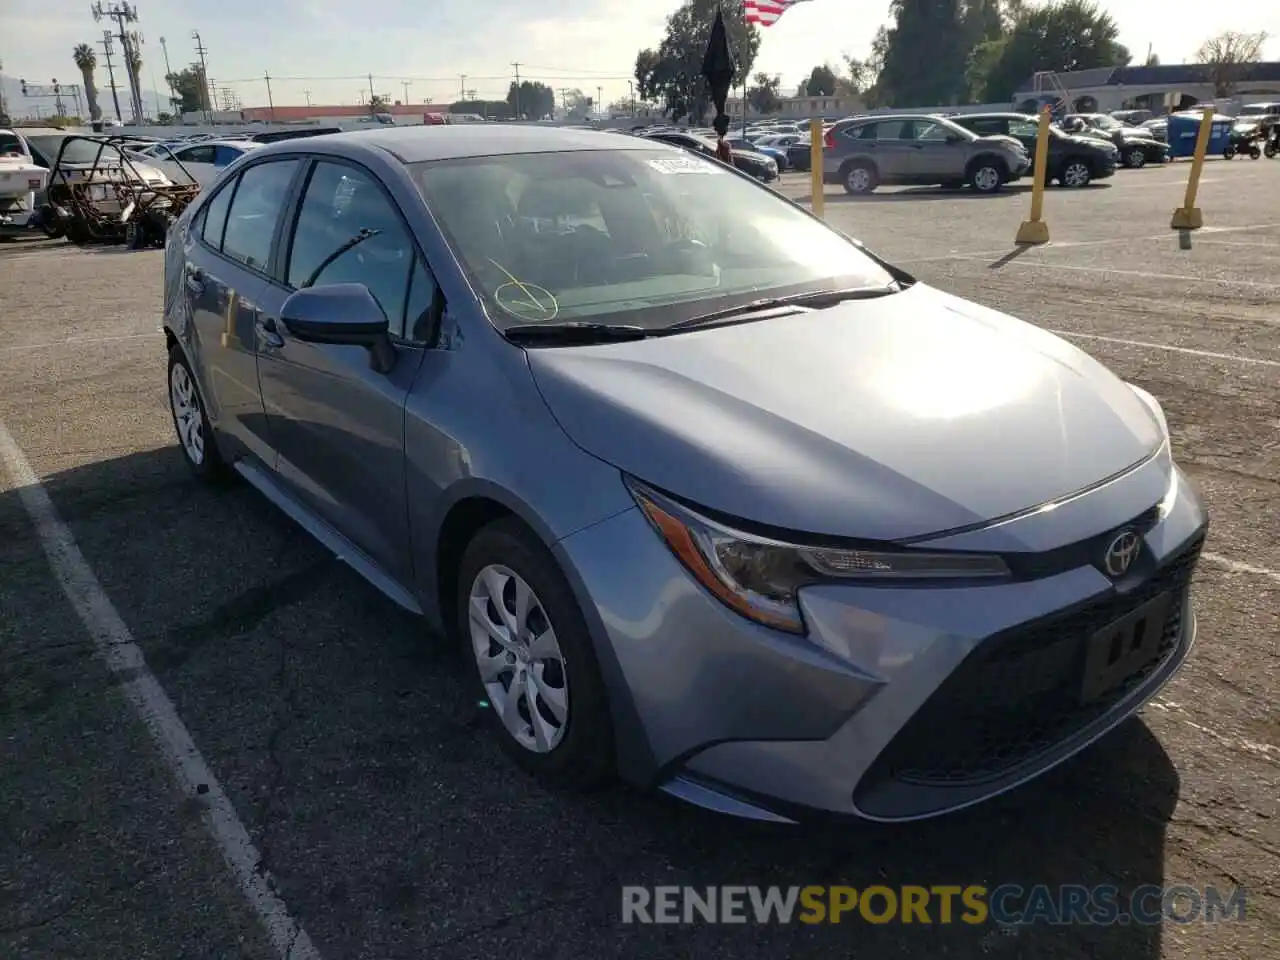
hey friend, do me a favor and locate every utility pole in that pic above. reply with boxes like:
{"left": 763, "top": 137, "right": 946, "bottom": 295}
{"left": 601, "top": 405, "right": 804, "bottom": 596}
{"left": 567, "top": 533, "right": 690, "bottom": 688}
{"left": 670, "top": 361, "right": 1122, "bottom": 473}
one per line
{"left": 191, "top": 29, "right": 212, "bottom": 123}
{"left": 264, "top": 72, "right": 275, "bottom": 121}
{"left": 91, "top": 2, "right": 142, "bottom": 123}
{"left": 597, "top": 86, "right": 603, "bottom": 116}
{"left": 99, "top": 30, "right": 123, "bottom": 121}
{"left": 511, "top": 61, "right": 521, "bottom": 119}
{"left": 458, "top": 74, "right": 466, "bottom": 103}
{"left": 159, "top": 35, "right": 175, "bottom": 109}
{"left": 304, "top": 88, "right": 312, "bottom": 107}
{"left": 367, "top": 73, "right": 376, "bottom": 114}
{"left": 400, "top": 79, "right": 412, "bottom": 104}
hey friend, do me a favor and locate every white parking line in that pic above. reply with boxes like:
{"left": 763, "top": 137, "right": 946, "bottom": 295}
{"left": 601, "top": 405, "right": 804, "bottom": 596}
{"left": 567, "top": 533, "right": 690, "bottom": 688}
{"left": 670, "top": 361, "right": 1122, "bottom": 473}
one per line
{"left": 1201, "top": 552, "right": 1280, "bottom": 584}
{"left": 1047, "top": 330, "right": 1280, "bottom": 368}
{"left": 947, "top": 257, "right": 1280, "bottom": 289}
{"left": 0, "top": 418, "right": 321, "bottom": 960}
{"left": 0, "top": 332, "right": 156, "bottom": 354}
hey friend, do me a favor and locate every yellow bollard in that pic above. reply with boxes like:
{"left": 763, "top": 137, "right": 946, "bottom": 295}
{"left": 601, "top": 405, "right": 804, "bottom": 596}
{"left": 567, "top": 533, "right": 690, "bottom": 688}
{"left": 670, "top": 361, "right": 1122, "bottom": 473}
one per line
{"left": 1171, "top": 106, "right": 1214, "bottom": 229}
{"left": 810, "top": 117, "right": 825, "bottom": 219}
{"left": 1014, "top": 106, "right": 1052, "bottom": 244}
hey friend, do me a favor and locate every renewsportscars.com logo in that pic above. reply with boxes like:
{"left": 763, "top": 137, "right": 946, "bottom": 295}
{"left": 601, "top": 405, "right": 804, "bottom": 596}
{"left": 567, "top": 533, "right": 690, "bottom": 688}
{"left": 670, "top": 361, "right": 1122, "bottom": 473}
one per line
{"left": 621, "top": 885, "right": 1248, "bottom": 926}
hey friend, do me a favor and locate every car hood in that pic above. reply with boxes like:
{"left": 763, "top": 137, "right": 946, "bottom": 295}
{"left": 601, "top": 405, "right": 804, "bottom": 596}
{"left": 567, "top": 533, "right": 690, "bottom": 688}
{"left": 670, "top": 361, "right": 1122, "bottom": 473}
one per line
{"left": 526, "top": 284, "right": 1163, "bottom": 541}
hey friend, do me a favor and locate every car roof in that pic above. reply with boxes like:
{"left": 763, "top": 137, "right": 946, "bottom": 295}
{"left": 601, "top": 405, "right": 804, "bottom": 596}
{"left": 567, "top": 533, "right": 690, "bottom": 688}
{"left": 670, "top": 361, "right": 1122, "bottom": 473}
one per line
{"left": 180, "top": 139, "right": 261, "bottom": 149}
{"left": 954, "top": 112, "right": 1031, "bottom": 120}
{"left": 259, "top": 123, "right": 655, "bottom": 164}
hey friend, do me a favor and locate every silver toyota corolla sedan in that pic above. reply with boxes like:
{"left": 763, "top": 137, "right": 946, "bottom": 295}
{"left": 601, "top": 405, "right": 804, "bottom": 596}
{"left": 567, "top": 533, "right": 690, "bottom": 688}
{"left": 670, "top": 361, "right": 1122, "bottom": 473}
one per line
{"left": 162, "top": 125, "right": 1208, "bottom": 823}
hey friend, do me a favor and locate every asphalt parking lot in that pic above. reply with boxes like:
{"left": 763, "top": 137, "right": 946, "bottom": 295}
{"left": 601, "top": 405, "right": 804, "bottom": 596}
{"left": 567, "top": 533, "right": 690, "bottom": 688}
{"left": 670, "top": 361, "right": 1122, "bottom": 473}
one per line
{"left": 1, "top": 156, "right": 1277, "bottom": 960}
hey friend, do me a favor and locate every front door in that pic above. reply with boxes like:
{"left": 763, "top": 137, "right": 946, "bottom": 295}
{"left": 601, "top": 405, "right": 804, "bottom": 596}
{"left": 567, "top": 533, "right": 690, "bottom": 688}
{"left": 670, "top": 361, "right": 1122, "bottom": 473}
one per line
{"left": 254, "top": 158, "right": 431, "bottom": 584}
{"left": 904, "top": 118, "right": 967, "bottom": 180}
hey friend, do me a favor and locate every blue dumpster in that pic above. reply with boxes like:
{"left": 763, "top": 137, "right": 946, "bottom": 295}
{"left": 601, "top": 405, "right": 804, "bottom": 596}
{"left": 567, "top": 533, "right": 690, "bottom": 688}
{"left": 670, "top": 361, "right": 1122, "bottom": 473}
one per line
{"left": 1166, "top": 111, "right": 1233, "bottom": 159}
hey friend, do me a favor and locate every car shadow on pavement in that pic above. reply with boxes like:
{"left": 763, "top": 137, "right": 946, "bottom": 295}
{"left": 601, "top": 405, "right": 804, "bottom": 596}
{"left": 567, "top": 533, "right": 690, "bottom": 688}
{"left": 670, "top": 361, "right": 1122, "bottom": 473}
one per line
{"left": 4, "top": 444, "right": 1180, "bottom": 960}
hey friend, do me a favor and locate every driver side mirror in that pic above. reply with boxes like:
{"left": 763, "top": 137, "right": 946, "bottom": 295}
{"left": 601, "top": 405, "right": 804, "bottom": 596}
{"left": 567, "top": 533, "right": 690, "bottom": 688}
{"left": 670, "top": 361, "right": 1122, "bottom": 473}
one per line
{"left": 280, "top": 283, "right": 396, "bottom": 373}
{"left": 945, "top": 133, "right": 965, "bottom": 145}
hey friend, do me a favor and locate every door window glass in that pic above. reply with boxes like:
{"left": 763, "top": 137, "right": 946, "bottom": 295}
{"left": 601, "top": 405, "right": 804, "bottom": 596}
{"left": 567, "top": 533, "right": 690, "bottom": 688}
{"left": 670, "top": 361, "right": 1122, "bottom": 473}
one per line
{"left": 286, "top": 161, "right": 416, "bottom": 337}
{"left": 200, "top": 178, "right": 235, "bottom": 249}
{"left": 221, "top": 159, "right": 300, "bottom": 271}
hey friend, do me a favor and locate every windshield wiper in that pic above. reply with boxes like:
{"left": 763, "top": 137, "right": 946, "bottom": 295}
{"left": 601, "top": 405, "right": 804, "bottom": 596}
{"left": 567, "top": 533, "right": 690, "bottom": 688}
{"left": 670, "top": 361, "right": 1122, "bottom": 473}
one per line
{"left": 503, "top": 322, "right": 650, "bottom": 344}
{"left": 303, "top": 228, "right": 383, "bottom": 288}
{"left": 665, "top": 284, "right": 900, "bottom": 332}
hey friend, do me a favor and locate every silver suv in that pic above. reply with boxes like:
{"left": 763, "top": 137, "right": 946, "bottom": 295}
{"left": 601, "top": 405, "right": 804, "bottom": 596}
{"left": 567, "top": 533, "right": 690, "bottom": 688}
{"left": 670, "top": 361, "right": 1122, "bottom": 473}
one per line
{"left": 823, "top": 114, "right": 1030, "bottom": 195}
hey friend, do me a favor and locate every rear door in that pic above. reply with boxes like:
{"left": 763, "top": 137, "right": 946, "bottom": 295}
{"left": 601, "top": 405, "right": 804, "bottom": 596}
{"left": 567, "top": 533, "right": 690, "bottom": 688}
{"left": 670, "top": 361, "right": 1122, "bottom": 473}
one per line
{"left": 181, "top": 157, "right": 304, "bottom": 466}
{"left": 253, "top": 157, "right": 431, "bottom": 583}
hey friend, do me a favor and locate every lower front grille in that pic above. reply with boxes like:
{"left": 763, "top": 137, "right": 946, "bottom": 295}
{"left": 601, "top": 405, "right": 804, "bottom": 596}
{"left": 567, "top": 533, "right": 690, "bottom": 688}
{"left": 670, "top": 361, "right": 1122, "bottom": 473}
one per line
{"left": 856, "top": 535, "right": 1204, "bottom": 795}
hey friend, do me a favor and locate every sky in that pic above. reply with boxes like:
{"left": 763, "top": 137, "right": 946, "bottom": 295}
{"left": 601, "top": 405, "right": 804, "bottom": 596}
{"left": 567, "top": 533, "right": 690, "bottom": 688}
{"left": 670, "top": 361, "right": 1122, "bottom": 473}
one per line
{"left": 3, "top": 0, "right": 1278, "bottom": 113}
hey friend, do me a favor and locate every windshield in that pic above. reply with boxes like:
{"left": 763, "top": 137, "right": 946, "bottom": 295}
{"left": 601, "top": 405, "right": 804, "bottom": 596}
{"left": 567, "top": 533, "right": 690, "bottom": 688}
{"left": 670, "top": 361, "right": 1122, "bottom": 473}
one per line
{"left": 25, "top": 135, "right": 128, "bottom": 166}
{"left": 1089, "top": 115, "right": 1121, "bottom": 131}
{"left": 411, "top": 148, "right": 895, "bottom": 330}
{"left": 1239, "top": 105, "right": 1279, "bottom": 117}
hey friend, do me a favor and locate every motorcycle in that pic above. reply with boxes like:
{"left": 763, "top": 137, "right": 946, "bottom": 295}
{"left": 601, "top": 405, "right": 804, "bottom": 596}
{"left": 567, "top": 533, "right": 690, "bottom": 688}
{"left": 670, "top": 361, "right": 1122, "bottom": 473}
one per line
{"left": 1224, "top": 123, "right": 1264, "bottom": 159}
{"left": 1261, "top": 119, "right": 1280, "bottom": 159}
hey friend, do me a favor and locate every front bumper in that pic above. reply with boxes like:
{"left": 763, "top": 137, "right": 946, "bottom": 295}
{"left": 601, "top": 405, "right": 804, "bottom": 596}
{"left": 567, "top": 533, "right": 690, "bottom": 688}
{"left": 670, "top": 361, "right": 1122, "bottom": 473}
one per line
{"left": 556, "top": 458, "right": 1208, "bottom": 823}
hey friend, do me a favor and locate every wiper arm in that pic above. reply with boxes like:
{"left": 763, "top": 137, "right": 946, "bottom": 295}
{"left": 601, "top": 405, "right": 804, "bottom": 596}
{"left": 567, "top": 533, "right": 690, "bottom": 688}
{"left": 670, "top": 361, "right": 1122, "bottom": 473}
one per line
{"left": 665, "top": 284, "right": 900, "bottom": 332}
{"left": 503, "top": 322, "right": 650, "bottom": 344}
{"left": 303, "top": 228, "right": 383, "bottom": 288}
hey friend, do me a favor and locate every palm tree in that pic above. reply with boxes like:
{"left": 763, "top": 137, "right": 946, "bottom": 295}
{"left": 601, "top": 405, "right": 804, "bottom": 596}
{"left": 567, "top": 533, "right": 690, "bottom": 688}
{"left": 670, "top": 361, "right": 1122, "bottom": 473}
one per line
{"left": 73, "top": 43, "right": 102, "bottom": 121}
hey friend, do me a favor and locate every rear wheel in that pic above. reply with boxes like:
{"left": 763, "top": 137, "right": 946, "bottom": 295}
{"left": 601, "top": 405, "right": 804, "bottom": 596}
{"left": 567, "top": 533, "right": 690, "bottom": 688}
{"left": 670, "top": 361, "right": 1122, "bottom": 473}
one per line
{"left": 167, "top": 347, "right": 231, "bottom": 483}
{"left": 841, "top": 162, "right": 878, "bottom": 195}
{"left": 1125, "top": 147, "right": 1147, "bottom": 168}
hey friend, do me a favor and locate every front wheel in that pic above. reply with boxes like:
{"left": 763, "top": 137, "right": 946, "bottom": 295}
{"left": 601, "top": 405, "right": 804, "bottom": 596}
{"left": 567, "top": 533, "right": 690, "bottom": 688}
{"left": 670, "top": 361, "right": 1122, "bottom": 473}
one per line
{"left": 1266, "top": 143, "right": 1278, "bottom": 159}
{"left": 1223, "top": 146, "right": 1236, "bottom": 160}
{"left": 457, "top": 519, "right": 615, "bottom": 790}
{"left": 1060, "top": 160, "right": 1092, "bottom": 187}
{"left": 968, "top": 161, "right": 1004, "bottom": 193}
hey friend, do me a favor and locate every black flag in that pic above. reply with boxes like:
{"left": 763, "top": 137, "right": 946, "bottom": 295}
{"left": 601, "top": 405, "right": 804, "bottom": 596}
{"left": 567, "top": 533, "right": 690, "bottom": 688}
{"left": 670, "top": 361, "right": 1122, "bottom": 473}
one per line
{"left": 701, "top": 6, "right": 736, "bottom": 136}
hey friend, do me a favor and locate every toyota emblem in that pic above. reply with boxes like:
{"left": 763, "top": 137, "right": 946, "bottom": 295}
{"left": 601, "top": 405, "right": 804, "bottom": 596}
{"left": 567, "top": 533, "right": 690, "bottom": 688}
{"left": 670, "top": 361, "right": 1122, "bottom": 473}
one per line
{"left": 1102, "top": 530, "right": 1141, "bottom": 578}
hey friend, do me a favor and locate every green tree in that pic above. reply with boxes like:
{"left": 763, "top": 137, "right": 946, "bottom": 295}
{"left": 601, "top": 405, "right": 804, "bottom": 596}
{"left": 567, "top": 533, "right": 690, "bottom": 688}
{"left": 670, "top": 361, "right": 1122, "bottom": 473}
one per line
{"left": 634, "top": 0, "right": 760, "bottom": 123}
{"left": 747, "top": 72, "right": 781, "bottom": 113}
{"left": 506, "top": 80, "right": 555, "bottom": 120}
{"left": 878, "top": 0, "right": 971, "bottom": 107}
{"left": 803, "top": 64, "right": 838, "bottom": 96}
{"left": 969, "top": 0, "right": 1129, "bottom": 103}
{"left": 166, "top": 65, "right": 209, "bottom": 114}
{"left": 839, "top": 55, "right": 868, "bottom": 94}
{"left": 450, "top": 99, "right": 509, "bottom": 118}
{"left": 72, "top": 43, "right": 102, "bottom": 122}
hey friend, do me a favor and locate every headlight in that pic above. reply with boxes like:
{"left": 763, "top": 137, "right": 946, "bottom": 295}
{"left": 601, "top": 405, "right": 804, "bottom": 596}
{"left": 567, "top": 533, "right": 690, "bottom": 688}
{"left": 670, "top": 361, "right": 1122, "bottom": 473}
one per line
{"left": 627, "top": 479, "right": 1010, "bottom": 635}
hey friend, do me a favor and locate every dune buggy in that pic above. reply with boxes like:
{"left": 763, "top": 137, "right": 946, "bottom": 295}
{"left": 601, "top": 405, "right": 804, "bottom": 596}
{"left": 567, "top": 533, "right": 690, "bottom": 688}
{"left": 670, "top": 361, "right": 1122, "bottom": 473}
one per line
{"left": 43, "top": 134, "right": 201, "bottom": 248}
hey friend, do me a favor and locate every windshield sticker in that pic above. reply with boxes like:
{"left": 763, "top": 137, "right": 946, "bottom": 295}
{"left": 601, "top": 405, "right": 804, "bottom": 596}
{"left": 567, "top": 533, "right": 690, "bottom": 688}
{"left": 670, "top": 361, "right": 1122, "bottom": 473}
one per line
{"left": 488, "top": 258, "right": 560, "bottom": 322}
{"left": 647, "top": 156, "right": 720, "bottom": 175}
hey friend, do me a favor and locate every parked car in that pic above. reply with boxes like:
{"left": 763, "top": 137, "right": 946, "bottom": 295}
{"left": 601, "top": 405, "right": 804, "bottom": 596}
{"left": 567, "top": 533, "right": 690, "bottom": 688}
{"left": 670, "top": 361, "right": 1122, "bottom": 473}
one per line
{"left": 142, "top": 140, "right": 262, "bottom": 187}
{"left": 1138, "top": 117, "right": 1168, "bottom": 142}
{"left": 1061, "top": 114, "right": 1168, "bottom": 167}
{"left": 725, "top": 136, "right": 788, "bottom": 170}
{"left": 162, "top": 124, "right": 1207, "bottom": 823}
{"left": 823, "top": 114, "right": 1030, "bottom": 194}
{"left": 0, "top": 128, "right": 50, "bottom": 236}
{"left": 637, "top": 129, "right": 778, "bottom": 181}
{"left": 950, "top": 112, "right": 1118, "bottom": 187}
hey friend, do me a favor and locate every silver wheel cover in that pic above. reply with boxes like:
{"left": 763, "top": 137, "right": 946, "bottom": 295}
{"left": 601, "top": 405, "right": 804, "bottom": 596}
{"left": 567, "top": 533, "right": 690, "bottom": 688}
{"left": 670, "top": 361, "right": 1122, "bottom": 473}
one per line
{"left": 169, "top": 362, "right": 205, "bottom": 466}
{"left": 469, "top": 564, "right": 569, "bottom": 753}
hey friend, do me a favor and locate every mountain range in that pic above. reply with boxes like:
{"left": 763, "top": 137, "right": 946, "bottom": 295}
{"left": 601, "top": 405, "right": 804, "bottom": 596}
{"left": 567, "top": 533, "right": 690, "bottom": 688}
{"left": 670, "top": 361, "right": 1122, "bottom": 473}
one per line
{"left": 2, "top": 75, "right": 173, "bottom": 123}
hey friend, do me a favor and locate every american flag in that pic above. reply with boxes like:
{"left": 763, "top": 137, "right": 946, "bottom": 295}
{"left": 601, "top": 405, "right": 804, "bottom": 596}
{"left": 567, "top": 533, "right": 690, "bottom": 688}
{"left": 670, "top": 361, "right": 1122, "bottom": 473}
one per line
{"left": 744, "top": 0, "right": 810, "bottom": 28}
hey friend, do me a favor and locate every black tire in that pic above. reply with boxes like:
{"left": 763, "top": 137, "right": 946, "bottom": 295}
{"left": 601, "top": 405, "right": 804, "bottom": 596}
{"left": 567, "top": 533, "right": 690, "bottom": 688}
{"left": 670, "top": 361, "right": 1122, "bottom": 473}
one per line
{"left": 1266, "top": 143, "right": 1278, "bottom": 159}
{"left": 1250, "top": 146, "right": 1262, "bottom": 159}
{"left": 967, "top": 157, "right": 1006, "bottom": 193}
{"left": 167, "top": 346, "right": 232, "bottom": 484}
{"left": 1125, "top": 147, "right": 1147, "bottom": 168}
{"left": 1059, "top": 159, "right": 1092, "bottom": 188}
{"left": 125, "top": 221, "right": 142, "bottom": 249}
{"left": 840, "top": 161, "right": 878, "bottom": 195}
{"left": 456, "top": 518, "right": 615, "bottom": 790}
{"left": 1223, "top": 146, "right": 1236, "bottom": 160}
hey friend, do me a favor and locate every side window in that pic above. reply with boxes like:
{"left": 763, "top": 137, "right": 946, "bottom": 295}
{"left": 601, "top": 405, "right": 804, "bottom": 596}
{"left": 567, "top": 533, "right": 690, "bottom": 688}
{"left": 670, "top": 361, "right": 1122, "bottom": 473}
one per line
{"left": 1008, "top": 119, "right": 1038, "bottom": 138}
{"left": 221, "top": 159, "right": 300, "bottom": 272}
{"left": 910, "top": 121, "right": 951, "bottom": 141}
{"left": 286, "top": 161, "right": 416, "bottom": 338}
{"left": 853, "top": 122, "right": 880, "bottom": 140}
{"left": 966, "top": 119, "right": 1004, "bottom": 137}
{"left": 213, "top": 145, "right": 242, "bottom": 167}
{"left": 200, "top": 178, "right": 236, "bottom": 250}
{"left": 404, "top": 257, "right": 440, "bottom": 342}
{"left": 177, "top": 144, "right": 217, "bottom": 164}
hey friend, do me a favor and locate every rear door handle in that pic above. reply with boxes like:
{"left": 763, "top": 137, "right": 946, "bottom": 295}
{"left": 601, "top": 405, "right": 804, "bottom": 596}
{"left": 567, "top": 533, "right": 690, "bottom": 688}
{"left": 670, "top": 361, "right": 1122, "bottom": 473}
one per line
{"left": 185, "top": 266, "right": 205, "bottom": 294}
{"left": 255, "top": 315, "right": 285, "bottom": 349}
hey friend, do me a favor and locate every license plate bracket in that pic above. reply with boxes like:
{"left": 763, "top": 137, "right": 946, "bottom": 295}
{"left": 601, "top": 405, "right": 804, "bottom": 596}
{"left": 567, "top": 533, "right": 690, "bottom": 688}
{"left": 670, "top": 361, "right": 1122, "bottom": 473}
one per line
{"left": 1081, "top": 591, "right": 1174, "bottom": 703}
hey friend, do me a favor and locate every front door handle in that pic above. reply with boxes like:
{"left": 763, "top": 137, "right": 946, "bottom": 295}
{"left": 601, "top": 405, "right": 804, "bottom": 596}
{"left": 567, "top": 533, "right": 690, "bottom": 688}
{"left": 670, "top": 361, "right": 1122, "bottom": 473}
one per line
{"left": 185, "top": 265, "right": 205, "bottom": 294}
{"left": 255, "top": 316, "right": 285, "bottom": 349}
